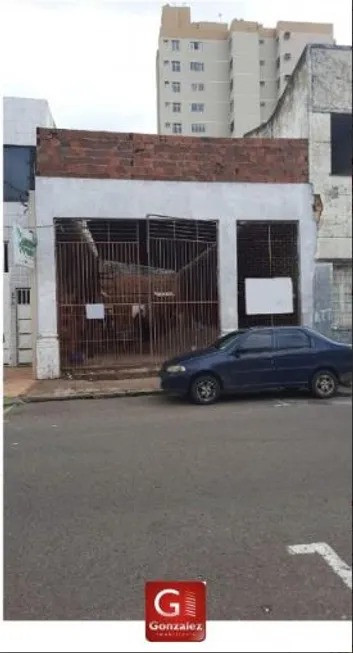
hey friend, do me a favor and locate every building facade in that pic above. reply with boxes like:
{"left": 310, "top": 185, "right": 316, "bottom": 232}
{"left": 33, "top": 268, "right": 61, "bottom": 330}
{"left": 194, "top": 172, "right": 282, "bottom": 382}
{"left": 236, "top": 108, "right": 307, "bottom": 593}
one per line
{"left": 156, "top": 5, "right": 334, "bottom": 137}
{"left": 3, "top": 97, "right": 55, "bottom": 366}
{"left": 32, "top": 128, "right": 316, "bottom": 380}
{"left": 245, "top": 44, "right": 352, "bottom": 343}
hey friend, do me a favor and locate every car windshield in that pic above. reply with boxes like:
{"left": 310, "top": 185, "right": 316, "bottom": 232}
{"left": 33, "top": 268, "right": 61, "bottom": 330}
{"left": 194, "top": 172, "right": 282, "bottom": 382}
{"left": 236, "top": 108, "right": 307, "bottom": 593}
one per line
{"left": 212, "top": 330, "right": 247, "bottom": 351}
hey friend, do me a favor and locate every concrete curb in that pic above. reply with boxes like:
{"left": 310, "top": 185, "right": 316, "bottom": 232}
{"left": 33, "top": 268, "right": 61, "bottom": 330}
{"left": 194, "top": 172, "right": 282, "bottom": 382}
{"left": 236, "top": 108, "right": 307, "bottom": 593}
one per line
{"left": 15, "top": 386, "right": 352, "bottom": 404}
{"left": 20, "top": 388, "right": 162, "bottom": 403}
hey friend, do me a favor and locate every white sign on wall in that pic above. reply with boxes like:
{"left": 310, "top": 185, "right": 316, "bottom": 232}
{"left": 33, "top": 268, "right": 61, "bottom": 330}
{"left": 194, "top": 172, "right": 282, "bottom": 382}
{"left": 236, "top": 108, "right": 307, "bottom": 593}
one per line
{"left": 245, "top": 277, "right": 294, "bottom": 315}
{"left": 85, "top": 304, "right": 105, "bottom": 320}
{"left": 12, "top": 225, "right": 37, "bottom": 268}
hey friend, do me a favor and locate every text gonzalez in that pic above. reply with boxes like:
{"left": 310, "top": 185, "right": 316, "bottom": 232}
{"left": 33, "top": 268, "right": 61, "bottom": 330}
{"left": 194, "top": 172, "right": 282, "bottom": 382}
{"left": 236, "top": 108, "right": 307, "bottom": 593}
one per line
{"left": 148, "top": 621, "right": 204, "bottom": 632}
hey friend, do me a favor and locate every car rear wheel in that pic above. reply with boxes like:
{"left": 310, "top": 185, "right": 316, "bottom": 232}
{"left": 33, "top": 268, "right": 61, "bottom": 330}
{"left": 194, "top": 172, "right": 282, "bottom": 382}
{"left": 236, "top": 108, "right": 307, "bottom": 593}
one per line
{"left": 190, "top": 374, "right": 221, "bottom": 405}
{"left": 311, "top": 370, "right": 338, "bottom": 399}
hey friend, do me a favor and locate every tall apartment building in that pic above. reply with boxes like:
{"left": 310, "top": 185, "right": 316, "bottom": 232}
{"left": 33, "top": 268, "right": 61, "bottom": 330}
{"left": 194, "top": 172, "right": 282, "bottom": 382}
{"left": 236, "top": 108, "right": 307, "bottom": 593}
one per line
{"left": 156, "top": 5, "right": 334, "bottom": 137}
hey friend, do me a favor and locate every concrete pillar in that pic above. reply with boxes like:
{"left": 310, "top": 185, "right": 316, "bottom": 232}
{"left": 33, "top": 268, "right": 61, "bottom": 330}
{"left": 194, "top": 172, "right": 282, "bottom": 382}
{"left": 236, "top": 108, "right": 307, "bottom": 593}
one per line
{"left": 218, "top": 217, "right": 238, "bottom": 334}
{"left": 34, "top": 222, "right": 60, "bottom": 379}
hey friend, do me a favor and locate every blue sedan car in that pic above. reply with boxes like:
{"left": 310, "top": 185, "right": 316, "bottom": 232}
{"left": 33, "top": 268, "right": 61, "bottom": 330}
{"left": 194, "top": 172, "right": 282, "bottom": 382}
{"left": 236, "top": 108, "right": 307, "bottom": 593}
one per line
{"left": 160, "top": 326, "right": 352, "bottom": 405}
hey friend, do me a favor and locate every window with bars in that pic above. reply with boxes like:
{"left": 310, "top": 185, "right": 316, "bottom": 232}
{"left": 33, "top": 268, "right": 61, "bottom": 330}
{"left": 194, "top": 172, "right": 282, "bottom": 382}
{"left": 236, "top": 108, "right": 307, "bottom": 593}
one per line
{"left": 191, "top": 83, "right": 204, "bottom": 91}
{"left": 191, "top": 123, "right": 206, "bottom": 133}
{"left": 191, "top": 103, "right": 204, "bottom": 112}
{"left": 16, "top": 288, "right": 31, "bottom": 305}
{"left": 172, "top": 123, "right": 182, "bottom": 134}
{"left": 4, "top": 242, "right": 9, "bottom": 273}
{"left": 171, "top": 60, "right": 181, "bottom": 72}
{"left": 190, "top": 61, "right": 204, "bottom": 72}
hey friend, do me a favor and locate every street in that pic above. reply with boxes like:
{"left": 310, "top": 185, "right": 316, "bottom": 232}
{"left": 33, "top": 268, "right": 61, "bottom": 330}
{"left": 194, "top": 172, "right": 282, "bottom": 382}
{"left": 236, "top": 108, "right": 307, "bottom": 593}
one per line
{"left": 4, "top": 393, "right": 352, "bottom": 621}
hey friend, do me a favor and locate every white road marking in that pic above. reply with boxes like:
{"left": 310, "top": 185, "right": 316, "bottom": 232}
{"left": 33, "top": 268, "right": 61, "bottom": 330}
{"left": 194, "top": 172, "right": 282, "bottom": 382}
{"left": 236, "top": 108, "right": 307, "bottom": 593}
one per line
{"left": 288, "top": 542, "right": 352, "bottom": 590}
{"left": 274, "top": 400, "right": 290, "bottom": 407}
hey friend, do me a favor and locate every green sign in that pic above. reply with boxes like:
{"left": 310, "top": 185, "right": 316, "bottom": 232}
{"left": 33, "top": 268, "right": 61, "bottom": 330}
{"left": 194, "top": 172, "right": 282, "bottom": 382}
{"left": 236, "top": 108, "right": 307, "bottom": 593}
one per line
{"left": 13, "top": 225, "right": 37, "bottom": 268}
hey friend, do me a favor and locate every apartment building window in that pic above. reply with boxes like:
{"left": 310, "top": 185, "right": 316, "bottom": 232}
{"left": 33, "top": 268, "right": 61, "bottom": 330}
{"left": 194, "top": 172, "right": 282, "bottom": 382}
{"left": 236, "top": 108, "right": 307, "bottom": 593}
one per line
{"left": 284, "top": 53, "right": 291, "bottom": 61}
{"left": 190, "top": 41, "right": 202, "bottom": 50}
{"left": 259, "top": 39, "right": 264, "bottom": 44}
{"left": 260, "top": 60, "right": 265, "bottom": 66}
{"left": 163, "top": 39, "right": 169, "bottom": 44}
{"left": 172, "top": 123, "right": 182, "bottom": 134}
{"left": 172, "top": 81, "right": 181, "bottom": 92}
{"left": 260, "top": 101, "right": 266, "bottom": 107}
{"left": 191, "top": 103, "right": 204, "bottom": 112}
{"left": 331, "top": 113, "right": 352, "bottom": 175}
{"left": 276, "top": 57, "right": 280, "bottom": 69}
{"left": 163, "top": 60, "right": 169, "bottom": 65}
{"left": 230, "top": 79, "right": 233, "bottom": 91}
{"left": 171, "top": 39, "right": 180, "bottom": 51}
{"left": 165, "top": 122, "right": 171, "bottom": 128}
{"left": 260, "top": 80, "right": 265, "bottom": 86}
{"left": 172, "top": 60, "right": 181, "bottom": 72}
{"left": 3, "top": 145, "right": 35, "bottom": 202}
{"left": 230, "top": 120, "right": 234, "bottom": 133}
{"left": 172, "top": 102, "right": 181, "bottom": 112}
{"left": 164, "top": 102, "right": 170, "bottom": 107}
{"left": 284, "top": 31, "right": 291, "bottom": 40}
{"left": 230, "top": 99, "right": 234, "bottom": 113}
{"left": 276, "top": 79, "right": 280, "bottom": 90}
{"left": 190, "top": 61, "right": 204, "bottom": 72}
{"left": 191, "top": 83, "right": 204, "bottom": 91}
{"left": 285, "top": 74, "right": 291, "bottom": 82}
{"left": 229, "top": 58, "right": 233, "bottom": 71}
{"left": 4, "top": 242, "right": 9, "bottom": 273}
{"left": 164, "top": 81, "right": 170, "bottom": 87}
{"left": 191, "top": 123, "right": 206, "bottom": 133}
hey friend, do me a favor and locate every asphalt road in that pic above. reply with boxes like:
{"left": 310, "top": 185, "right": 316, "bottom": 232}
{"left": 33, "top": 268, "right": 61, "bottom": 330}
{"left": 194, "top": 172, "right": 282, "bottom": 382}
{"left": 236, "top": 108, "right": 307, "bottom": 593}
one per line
{"left": 4, "top": 393, "right": 352, "bottom": 621}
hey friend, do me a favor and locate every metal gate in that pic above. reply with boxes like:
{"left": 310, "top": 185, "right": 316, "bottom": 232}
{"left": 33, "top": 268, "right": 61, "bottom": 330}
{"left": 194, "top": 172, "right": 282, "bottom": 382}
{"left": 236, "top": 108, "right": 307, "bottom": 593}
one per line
{"left": 55, "top": 218, "right": 219, "bottom": 375}
{"left": 237, "top": 221, "right": 300, "bottom": 328}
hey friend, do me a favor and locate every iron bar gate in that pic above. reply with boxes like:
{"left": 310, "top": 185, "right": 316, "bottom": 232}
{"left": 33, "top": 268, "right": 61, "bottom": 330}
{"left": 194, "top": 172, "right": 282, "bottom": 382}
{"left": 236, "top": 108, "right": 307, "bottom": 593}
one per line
{"left": 55, "top": 217, "right": 219, "bottom": 376}
{"left": 236, "top": 220, "right": 300, "bottom": 328}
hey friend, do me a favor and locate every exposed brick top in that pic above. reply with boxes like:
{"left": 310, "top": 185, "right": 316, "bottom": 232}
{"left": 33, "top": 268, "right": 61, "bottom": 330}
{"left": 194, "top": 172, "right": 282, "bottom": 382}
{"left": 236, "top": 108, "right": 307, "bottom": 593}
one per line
{"left": 36, "top": 129, "right": 308, "bottom": 183}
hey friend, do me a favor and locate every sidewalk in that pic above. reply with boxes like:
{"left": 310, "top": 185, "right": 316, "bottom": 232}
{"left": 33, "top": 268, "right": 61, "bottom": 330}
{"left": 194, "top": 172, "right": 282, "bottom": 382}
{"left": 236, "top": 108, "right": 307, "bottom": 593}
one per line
{"left": 15, "top": 374, "right": 161, "bottom": 403}
{"left": 4, "top": 367, "right": 36, "bottom": 404}
{"left": 4, "top": 365, "right": 351, "bottom": 404}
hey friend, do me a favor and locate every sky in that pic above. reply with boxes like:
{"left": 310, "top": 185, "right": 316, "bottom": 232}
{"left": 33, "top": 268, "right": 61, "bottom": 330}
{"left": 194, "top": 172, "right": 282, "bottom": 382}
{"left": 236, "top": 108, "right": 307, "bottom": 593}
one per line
{"left": 2, "top": 0, "right": 352, "bottom": 133}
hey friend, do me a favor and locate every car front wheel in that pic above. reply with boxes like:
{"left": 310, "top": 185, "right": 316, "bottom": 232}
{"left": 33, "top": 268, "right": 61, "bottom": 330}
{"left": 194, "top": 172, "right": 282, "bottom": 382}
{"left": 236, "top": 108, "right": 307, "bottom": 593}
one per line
{"left": 311, "top": 369, "right": 338, "bottom": 399}
{"left": 190, "top": 374, "right": 221, "bottom": 405}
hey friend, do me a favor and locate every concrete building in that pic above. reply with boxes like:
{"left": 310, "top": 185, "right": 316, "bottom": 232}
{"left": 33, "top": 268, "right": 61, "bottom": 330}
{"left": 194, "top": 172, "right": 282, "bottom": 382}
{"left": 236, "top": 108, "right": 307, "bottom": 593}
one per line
{"left": 156, "top": 5, "right": 334, "bottom": 137}
{"left": 3, "top": 97, "right": 55, "bottom": 366}
{"left": 32, "top": 128, "right": 316, "bottom": 380}
{"left": 245, "top": 44, "right": 352, "bottom": 343}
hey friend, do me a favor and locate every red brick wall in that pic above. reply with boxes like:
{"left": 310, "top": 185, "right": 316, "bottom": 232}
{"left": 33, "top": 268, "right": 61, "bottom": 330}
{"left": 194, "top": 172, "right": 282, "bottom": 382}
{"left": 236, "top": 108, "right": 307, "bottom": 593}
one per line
{"left": 36, "top": 129, "right": 308, "bottom": 183}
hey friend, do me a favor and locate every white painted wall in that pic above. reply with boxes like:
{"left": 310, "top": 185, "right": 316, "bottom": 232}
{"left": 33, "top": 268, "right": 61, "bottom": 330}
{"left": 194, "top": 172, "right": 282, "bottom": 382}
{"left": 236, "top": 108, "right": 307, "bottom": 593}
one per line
{"left": 3, "top": 97, "right": 55, "bottom": 146}
{"left": 244, "top": 45, "right": 352, "bottom": 341}
{"left": 3, "top": 97, "right": 55, "bottom": 366}
{"left": 34, "top": 176, "right": 316, "bottom": 379}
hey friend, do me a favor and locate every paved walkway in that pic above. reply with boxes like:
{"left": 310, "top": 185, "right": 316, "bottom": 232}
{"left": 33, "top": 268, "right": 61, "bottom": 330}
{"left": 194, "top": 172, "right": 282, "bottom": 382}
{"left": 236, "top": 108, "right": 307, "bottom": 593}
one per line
{"left": 4, "top": 367, "right": 36, "bottom": 401}
{"left": 25, "top": 376, "right": 161, "bottom": 401}
{"left": 4, "top": 365, "right": 351, "bottom": 404}
{"left": 3, "top": 366, "right": 160, "bottom": 403}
